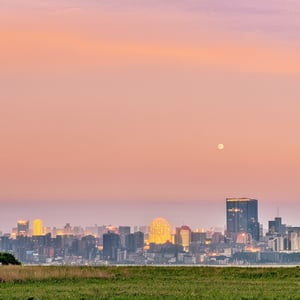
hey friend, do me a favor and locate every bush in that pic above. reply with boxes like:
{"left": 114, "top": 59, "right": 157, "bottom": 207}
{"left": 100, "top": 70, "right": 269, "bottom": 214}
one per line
{"left": 0, "top": 252, "right": 21, "bottom": 265}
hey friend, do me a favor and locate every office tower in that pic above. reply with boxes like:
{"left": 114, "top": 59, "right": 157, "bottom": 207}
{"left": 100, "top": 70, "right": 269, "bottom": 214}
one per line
{"left": 133, "top": 231, "right": 144, "bottom": 250}
{"left": 175, "top": 225, "right": 191, "bottom": 252}
{"left": 81, "top": 235, "right": 97, "bottom": 260}
{"left": 33, "top": 219, "right": 43, "bottom": 236}
{"left": 97, "top": 225, "right": 108, "bottom": 245}
{"left": 268, "top": 217, "right": 286, "bottom": 235}
{"left": 118, "top": 226, "right": 131, "bottom": 248}
{"left": 226, "top": 198, "right": 260, "bottom": 241}
{"left": 118, "top": 226, "right": 131, "bottom": 235}
{"left": 191, "top": 231, "right": 206, "bottom": 244}
{"left": 103, "top": 232, "right": 120, "bottom": 260}
{"left": 126, "top": 231, "right": 144, "bottom": 252}
{"left": 17, "top": 220, "right": 29, "bottom": 236}
{"left": 0, "top": 235, "right": 10, "bottom": 252}
{"left": 149, "top": 217, "right": 171, "bottom": 244}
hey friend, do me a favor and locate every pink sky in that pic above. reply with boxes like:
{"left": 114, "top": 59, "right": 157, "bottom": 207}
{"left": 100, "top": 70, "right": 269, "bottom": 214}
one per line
{"left": 0, "top": 1, "right": 299, "bottom": 231}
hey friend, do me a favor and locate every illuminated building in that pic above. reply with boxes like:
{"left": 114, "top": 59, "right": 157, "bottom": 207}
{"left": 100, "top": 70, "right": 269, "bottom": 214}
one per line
{"left": 149, "top": 217, "right": 171, "bottom": 244}
{"left": 236, "top": 232, "right": 250, "bottom": 244}
{"left": 17, "top": 220, "right": 29, "bottom": 236}
{"left": 84, "top": 225, "right": 98, "bottom": 237}
{"left": 106, "top": 225, "right": 118, "bottom": 233}
{"left": 177, "top": 225, "right": 191, "bottom": 252}
{"left": 226, "top": 198, "right": 260, "bottom": 241}
{"left": 33, "top": 219, "right": 43, "bottom": 236}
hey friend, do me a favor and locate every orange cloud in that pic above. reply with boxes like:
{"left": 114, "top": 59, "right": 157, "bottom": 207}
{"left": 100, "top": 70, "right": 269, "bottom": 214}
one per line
{"left": 1, "top": 26, "right": 300, "bottom": 74}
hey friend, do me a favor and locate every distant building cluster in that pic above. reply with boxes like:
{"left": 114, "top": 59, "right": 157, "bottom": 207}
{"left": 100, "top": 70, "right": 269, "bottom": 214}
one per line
{"left": 1, "top": 197, "right": 300, "bottom": 265}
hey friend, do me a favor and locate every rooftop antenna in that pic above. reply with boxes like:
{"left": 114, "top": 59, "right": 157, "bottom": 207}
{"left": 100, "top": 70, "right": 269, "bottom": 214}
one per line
{"left": 277, "top": 207, "right": 279, "bottom": 217}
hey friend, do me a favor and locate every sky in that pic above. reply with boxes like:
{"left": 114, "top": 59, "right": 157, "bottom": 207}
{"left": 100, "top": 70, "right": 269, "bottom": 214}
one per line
{"left": 0, "top": 0, "right": 300, "bottom": 232}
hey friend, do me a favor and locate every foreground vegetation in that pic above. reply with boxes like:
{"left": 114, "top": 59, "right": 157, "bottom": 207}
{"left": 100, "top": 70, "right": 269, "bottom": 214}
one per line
{"left": 0, "top": 252, "right": 21, "bottom": 266}
{"left": 0, "top": 266, "right": 300, "bottom": 299}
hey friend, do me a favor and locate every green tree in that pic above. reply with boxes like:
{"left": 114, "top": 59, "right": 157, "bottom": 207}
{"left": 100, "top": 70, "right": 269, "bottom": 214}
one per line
{"left": 0, "top": 252, "right": 21, "bottom": 265}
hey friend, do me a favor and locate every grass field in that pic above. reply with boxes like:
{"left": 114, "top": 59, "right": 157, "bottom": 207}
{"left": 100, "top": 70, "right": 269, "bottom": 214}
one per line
{"left": 0, "top": 265, "right": 300, "bottom": 299}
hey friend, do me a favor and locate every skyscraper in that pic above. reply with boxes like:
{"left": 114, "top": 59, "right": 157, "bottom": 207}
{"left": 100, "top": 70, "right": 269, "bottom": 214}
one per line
{"left": 103, "top": 232, "right": 120, "bottom": 260}
{"left": 226, "top": 198, "right": 260, "bottom": 241}
{"left": 33, "top": 219, "right": 43, "bottom": 236}
{"left": 126, "top": 231, "right": 144, "bottom": 252}
{"left": 17, "top": 220, "right": 29, "bottom": 236}
{"left": 268, "top": 217, "right": 286, "bottom": 235}
{"left": 118, "top": 226, "right": 131, "bottom": 248}
{"left": 175, "top": 225, "right": 191, "bottom": 252}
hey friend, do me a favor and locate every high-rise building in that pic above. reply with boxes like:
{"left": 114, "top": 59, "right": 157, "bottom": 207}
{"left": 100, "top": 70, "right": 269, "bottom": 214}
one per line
{"left": 119, "top": 226, "right": 131, "bottom": 248}
{"left": 103, "top": 232, "right": 120, "bottom": 260}
{"left": 149, "top": 217, "right": 171, "bottom": 245}
{"left": 126, "top": 231, "right": 144, "bottom": 252}
{"left": 191, "top": 231, "right": 206, "bottom": 244}
{"left": 268, "top": 217, "right": 286, "bottom": 235}
{"left": 17, "top": 220, "right": 29, "bottom": 236}
{"left": 226, "top": 198, "right": 260, "bottom": 241}
{"left": 175, "top": 225, "right": 191, "bottom": 252}
{"left": 33, "top": 219, "right": 43, "bottom": 236}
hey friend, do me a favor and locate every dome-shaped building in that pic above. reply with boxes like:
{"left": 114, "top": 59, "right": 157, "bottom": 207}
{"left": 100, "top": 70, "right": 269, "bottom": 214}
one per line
{"left": 149, "top": 217, "right": 171, "bottom": 244}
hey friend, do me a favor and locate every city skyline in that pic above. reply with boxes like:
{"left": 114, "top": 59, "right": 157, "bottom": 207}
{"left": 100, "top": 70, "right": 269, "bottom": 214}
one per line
{"left": 1, "top": 197, "right": 299, "bottom": 234}
{"left": 1, "top": 0, "right": 300, "bottom": 231}
{"left": 2, "top": 198, "right": 300, "bottom": 266}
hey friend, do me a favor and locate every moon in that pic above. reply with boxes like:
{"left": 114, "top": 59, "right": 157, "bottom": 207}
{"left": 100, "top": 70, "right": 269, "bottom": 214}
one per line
{"left": 217, "top": 143, "right": 224, "bottom": 150}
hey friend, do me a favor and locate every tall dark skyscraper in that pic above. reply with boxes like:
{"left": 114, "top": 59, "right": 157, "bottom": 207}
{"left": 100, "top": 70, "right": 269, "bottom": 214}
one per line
{"left": 103, "top": 232, "right": 120, "bottom": 260}
{"left": 226, "top": 198, "right": 260, "bottom": 241}
{"left": 126, "top": 231, "right": 144, "bottom": 253}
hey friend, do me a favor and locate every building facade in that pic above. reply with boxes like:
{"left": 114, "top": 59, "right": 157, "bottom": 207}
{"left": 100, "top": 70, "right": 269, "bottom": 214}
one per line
{"left": 33, "top": 219, "right": 43, "bottom": 236}
{"left": 226, "top": 198, "right": 260, "bottom": 241}
{"left": 103, "top": 232, "right": 120, "bottom": 260}
{"left": 149, "top": 217, "right": 171, "bottom": 245}
{"left": 17, "top": 220, "right": 29, "bottom": 236}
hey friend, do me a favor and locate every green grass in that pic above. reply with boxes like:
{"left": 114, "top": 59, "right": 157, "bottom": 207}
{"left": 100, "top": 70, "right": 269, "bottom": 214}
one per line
{"left": 0, "top": 266, "right": 300, "bottom": 299}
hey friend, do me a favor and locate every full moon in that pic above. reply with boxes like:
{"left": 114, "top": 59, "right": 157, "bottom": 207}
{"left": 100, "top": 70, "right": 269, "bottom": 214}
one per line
{"left": 217, "top": 143, "right": 224, "bottom": 150}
